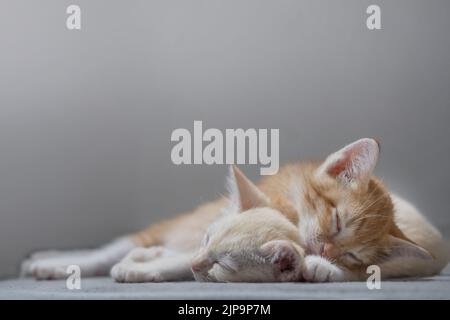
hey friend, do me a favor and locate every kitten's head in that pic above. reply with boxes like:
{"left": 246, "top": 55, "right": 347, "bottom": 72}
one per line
{"left": 191, "top": 166, "right": 304, "bottom": 282}
{"left": 301, "top": 138, "right": 433, "bottom": 270}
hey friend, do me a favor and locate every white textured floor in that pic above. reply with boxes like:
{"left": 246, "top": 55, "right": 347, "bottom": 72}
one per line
{"left": 1, "top": 265, "right": 449, "bottom": 299}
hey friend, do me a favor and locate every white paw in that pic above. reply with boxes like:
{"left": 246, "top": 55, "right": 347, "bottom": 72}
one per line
{"left": 27, "top": 259, "right": 71, "bottom": 280}
{"left": 21, "top": 249, "right": 93, "bottom": 278}
{"left": 22, "top": 253, "right": 100, "bottom": 280}
{"left": 110, "top": 263, "right": 163, "bottom": 283}
{"left": 302, "top": 256, "right": 345, "bottom": 282}
{"left": 21, "top": 250, "right": 64, "bottom": 277}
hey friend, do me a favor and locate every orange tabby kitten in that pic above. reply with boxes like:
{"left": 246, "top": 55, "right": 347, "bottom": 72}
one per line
{"left": 22, "top": 138, "right": 449, "bottom": 282}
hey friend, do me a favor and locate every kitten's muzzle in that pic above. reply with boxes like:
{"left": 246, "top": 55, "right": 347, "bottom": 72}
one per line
{"left": 320, "top": 243, "right": 340, "bottom": 259}
{"left": 191, "top": 252, "right": 214, "bottom": 273}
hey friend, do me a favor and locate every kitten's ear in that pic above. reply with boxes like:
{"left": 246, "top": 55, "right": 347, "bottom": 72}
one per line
{"left": 317, "top": 138, "right": 380, "bottom": 187}
{"left": 385, "top": 235, "right": 433, "bottom": 261}
{"left": 260, "top": 240, "right": 302, "bottom": 281}
{"left": 227, "top": 165, "right": 270, "bottom": 211}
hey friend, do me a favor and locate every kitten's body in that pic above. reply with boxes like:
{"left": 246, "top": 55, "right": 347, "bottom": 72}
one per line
{"left": 22, "top": 139, "right": 449, "bottom": 282}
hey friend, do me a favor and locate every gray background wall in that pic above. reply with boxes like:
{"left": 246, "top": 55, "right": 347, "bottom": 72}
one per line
{"left": 0, "top": 0, "right": 449, "bottom": 278}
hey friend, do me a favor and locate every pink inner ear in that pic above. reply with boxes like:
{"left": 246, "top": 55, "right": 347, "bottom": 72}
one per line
{"left": 326, "top": 149, "right": 353, "bottom": 178}
{"left": 327, "top": 157, "right": 349, "bottom": 177}
{"left": 324, "top": 139, "right": 378, "bottom": 183}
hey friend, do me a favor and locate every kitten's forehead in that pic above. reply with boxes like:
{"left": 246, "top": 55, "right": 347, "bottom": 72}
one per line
{"left": 308, "top": 171, "right": 389, "bottom": 211}
{"left": 299, "top": 173, "right": 343, "bottom": 209}
{"left": 298, "top": 173, "right": 394, "bottom": 251}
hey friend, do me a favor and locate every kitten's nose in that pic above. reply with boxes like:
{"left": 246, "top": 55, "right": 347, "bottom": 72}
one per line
{"left": 321, "top": 243, "right": 340, "bottom": 259}
{"left": 191, "top": 262, "right": 204, "bottom": 272}
{"left": 191, "top": 255, "right": 213, "bottom": 272}
{"left": 191, "top": 260, "right": 208, "bottom": 272}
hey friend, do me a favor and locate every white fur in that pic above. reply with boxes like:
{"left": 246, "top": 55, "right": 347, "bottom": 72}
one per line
{"left": 191, "top": 208, "right": 304, "bottom": 282}
{"left": 298, "top": 213, "right": 321, "bottom": 254}
{"left": 21, "top": 237, "right": 135, "bottom": 279}
{"left": 111, "top": 247, "right": 194, "bottom": 282}
{"left": 302, "top": 255, "right": 351, "bottom": 282}
{"left": 226, "top": 165, "right": 241, "bottom": 213}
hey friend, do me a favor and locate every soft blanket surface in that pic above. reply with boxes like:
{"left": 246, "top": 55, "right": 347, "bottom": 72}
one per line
{"left": 1, "top": 265, "right": 449, "bottom": 299}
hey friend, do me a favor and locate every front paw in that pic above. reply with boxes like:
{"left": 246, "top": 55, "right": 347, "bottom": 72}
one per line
{"left": 21, "top": 250, "right": 65, "bottom": 278}
{"left": 110, "top": 263, "right": 163, "bottom": 283}
{"left": 26, "top": 259, "right": 69, "bottom": 280}
{"left": 302, "top": 256, "right": 345, "bottom": 282}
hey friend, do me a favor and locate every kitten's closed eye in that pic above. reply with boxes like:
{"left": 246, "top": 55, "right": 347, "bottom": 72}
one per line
{"left": 202, "top": 233, "right": 210, "bottom": 246}
{"left": 335, "top": 210, "right": 341, "bottom": 233}
{"left": 218, "top": 261, "right": 237, "bottom": 273}
{"left": 331, "top": 208, "right": 341, "bottom": 236}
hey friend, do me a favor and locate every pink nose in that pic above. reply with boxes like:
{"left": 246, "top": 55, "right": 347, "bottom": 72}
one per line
{"left": 191, "top": 263, "right": 204, "bottom": 272}
{"left": 191, "top": 256, "right": 212, "bottom": 272}
{"left": 321, "top": 243, "right": 340, "bottom": 258}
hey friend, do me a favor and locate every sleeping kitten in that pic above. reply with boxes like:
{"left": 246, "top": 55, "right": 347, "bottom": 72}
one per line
{"left": 22, "top": 138, "right": 449, "bottom": 282}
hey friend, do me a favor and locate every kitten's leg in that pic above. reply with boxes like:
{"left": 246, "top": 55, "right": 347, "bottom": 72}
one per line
{"left": 302, "top": 255, "right": 355, "bottom": 282}
{"left": 22, "top": 237, "right": 136, "bottom": 280}
{"left": 111, "top": 247, "right": 194, "bottom": 282}
{"left": 20, "top": 249, "right": 93, "bottom": 277}
{"left": 22, "top": 198, "right": 222, "bottom": 280}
